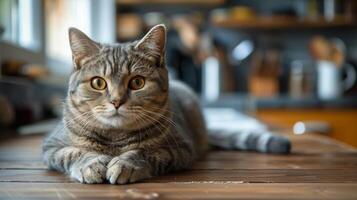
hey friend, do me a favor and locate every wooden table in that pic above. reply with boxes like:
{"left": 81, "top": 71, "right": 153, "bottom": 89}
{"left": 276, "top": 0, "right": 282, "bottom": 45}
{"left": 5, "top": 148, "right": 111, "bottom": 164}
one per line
{"left": 1, "top": 133, "right": 357, "bottom": 199}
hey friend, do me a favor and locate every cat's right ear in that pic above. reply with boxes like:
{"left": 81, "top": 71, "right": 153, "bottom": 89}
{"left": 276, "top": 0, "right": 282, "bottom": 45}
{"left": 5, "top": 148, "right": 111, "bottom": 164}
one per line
{"left": 68, "top": 28, "right": 101, "bottom": 69}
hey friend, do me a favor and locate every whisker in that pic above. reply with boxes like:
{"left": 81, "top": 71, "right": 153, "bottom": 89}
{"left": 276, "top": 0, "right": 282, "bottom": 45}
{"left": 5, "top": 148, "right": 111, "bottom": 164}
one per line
{"left": 137, "top": 108, "right": 181, "bottom": 150}
{"left": 139, "top": 111, "right": 173, "bottom": 149}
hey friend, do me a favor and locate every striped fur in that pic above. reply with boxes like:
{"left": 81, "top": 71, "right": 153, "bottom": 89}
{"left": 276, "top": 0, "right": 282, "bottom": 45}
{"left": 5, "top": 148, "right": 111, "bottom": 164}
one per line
{"left": 43, "top": 25, "right": 208, "bottom": 184}
{"left": 208, "top": 129, "right": 290, "bottom": 153}
{"left": 43, "top": 24, "right": 289, "bottom": 185}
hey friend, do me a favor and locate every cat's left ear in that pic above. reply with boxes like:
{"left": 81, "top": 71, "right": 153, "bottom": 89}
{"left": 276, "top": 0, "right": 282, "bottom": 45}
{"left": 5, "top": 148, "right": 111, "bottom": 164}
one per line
{"left": 135, "top": 24, "right": 166, "bottom": 62}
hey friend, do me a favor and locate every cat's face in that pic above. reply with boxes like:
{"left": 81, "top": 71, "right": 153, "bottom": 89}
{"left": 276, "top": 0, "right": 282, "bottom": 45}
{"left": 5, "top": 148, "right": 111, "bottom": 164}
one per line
{"left": 66, "top": 25, "right": 168, "bottom": 130}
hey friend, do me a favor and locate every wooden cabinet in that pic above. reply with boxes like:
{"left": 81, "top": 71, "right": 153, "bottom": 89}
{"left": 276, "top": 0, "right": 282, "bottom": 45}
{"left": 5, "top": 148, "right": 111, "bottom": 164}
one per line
{"left": 257, "top": 108, "right": 357, "bottom": 147}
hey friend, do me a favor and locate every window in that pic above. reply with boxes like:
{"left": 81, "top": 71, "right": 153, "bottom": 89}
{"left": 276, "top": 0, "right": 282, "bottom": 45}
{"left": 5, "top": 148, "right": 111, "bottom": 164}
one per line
{"left": 0, "top": 0, "right": 41, "bottom": 51}
{"left": 44, "top": 0, "right": 115, "bottom": 75}
{"left": 0, "top": 0, "right": 115, "bottom": 75}
{"left": 45, "top": 0, "right": 92, "bottom": 63}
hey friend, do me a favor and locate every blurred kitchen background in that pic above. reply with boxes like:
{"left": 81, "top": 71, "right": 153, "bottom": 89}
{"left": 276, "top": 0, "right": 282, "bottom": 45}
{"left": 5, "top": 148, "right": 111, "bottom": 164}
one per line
{"left": 1, "top": 0, "right": 357, "bottom": 146}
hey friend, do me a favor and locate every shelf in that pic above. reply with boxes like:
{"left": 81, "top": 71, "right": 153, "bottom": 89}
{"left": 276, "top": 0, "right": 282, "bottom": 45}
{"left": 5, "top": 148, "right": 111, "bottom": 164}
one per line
{"left": 116, "top": 0, "right": 225, "bottom": 6}
{"left": 212, "top": 16, "right": 356, "bottom": 29}
{"left": 203, "top": 94, "right": 357, "bottom": 109}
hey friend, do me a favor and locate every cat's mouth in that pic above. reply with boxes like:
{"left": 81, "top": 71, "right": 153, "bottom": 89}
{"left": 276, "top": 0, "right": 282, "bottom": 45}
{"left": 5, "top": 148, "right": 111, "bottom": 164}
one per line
{"left": 106, "top": 108, "right": 136, "bottom": 120}
{"left": 108, "top": 111, "right": 124, "bottom": 118}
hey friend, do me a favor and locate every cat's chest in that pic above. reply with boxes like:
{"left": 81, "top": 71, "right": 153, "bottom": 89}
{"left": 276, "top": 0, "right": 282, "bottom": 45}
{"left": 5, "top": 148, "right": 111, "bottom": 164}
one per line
{"left": 69, "top": 131, "right": 166, "bottom": 156}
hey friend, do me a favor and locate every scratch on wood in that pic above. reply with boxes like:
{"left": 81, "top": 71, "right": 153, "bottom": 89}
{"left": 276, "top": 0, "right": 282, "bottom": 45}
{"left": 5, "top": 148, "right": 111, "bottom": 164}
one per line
{"left": 4, "top": 191, "right": 14, "bottom": 199}
{"left": 170, "top": 181, "right": 245, "bottom": 184}
{"left": 54, "top": 188, "right": 63, "bottom": 200}
{"left": 61, "top": 188, "right": 77, "bottom": 199}
{"left": 121, "top": 189, "right": 159, "bottom": 199}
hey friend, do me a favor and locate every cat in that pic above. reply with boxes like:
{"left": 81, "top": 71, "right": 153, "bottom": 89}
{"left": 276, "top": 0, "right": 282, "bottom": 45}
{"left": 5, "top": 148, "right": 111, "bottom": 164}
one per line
{"left": 43, "top": 24, "right": 290, "bottom": 184}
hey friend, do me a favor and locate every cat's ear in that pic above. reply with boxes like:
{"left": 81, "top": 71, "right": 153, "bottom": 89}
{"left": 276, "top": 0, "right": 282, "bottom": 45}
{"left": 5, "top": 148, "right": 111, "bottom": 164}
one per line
{"left": 135, "top": 24, "right": 166, "bottom": 61}
{"left": 68, "top": 27, "right": 101, "bottom": 69}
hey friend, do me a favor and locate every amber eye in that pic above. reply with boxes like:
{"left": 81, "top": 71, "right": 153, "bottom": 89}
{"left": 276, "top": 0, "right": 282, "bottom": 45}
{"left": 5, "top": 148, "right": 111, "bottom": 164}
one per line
{"left": 129, "top": 76, "right": 145, "bottom": 90}
{"left": 90, "top": 77, "right": 107, "bottom": 90}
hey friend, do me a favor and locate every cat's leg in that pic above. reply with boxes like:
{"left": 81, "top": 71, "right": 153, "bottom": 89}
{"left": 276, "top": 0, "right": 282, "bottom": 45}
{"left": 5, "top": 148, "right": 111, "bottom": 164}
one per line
{"left": 43, "top": 145, "right": 111, "bottom": 183}
{"left": 106, "top": 150, "right": 151, "bottom": 184}
{"left": 106, "top": 146, "right": 193, "bottom": 184}
{"left": 68, "top": 150, "right": 111, "bottom": 184}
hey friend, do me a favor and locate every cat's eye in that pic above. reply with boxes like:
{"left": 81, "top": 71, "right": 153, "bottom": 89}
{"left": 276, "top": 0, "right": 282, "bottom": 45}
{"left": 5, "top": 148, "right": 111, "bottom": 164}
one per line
{"left": 129, "top": 76, "right": 145, "bottom": 90}
{"left": 90, "top": 77, "right": 107, "bottom": 90}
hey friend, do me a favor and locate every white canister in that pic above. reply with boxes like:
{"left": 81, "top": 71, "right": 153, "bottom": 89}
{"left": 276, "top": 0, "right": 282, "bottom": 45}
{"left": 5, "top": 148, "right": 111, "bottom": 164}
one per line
{"left": 317, "top": 61, "right": 356, "bottom": 100}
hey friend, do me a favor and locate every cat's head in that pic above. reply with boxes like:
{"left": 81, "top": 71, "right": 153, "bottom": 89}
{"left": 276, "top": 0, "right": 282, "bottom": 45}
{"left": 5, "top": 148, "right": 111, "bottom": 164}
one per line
{"left": 66, "top": 25, "right": 169, "bottom": 131}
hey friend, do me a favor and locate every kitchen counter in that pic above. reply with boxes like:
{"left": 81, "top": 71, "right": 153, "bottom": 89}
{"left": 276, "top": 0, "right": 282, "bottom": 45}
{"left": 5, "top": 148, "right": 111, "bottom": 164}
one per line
{"left": 0, "top": 131, "right": 356, "bottom": 199}
{"left": 203, "top": 94, "right": 357, "bottom": 109}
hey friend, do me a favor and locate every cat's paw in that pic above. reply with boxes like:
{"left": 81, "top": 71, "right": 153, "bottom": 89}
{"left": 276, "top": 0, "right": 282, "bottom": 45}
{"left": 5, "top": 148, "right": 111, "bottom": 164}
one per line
{"left": 106, "top": 157, "right": 151, "bottom": 184}
{"left": 70, "top": 154, "right": 111, "bottom": 184}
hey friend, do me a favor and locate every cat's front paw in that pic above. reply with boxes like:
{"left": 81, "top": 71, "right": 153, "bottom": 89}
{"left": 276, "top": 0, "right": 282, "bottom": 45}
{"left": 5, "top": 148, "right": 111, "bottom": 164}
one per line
{"left": 70, "top": 154, "right": 111, "bottom": 184}
{"left": 106, "top": 157, "right": 151, "bottom": 184}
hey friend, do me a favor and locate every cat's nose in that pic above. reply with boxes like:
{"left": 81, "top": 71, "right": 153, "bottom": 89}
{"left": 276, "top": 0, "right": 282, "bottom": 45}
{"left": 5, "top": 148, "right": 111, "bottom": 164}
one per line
{"left": 110, "top": 99, "right": 124, "bottom": 109}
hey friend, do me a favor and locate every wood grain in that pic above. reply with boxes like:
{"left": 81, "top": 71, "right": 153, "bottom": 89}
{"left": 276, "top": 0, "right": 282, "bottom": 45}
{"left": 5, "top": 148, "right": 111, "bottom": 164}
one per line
{"left": 1, "top": 182, "right": 357, "bottom": 200}
{"left": 1, "top": 168, "right": 357, "bottom": 183}
{"left": 2, "top": 152, "right": 357, "bottom": 170}
{"left": 0, "top": 133, "right": 356, "bottom": 199}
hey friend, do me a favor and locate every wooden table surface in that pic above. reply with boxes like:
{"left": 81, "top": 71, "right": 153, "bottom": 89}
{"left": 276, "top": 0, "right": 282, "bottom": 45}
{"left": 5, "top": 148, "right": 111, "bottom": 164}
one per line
{"left": 0, "top": 132, "right": 357, "bottom": 200}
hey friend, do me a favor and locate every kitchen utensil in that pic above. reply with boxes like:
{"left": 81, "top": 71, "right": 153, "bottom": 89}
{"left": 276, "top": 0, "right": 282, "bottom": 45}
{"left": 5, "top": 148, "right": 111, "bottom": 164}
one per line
{"left": 309, "top": 36, "right": 333, "bottom": 61}
{"left": 289, "top": 60, "right": 315, "bottom": 98}
{"left": 249, "top": 49, "right": 281, "bottom": 97}
{"left": 309, "top": 36, "right": 346, "bottom": 67}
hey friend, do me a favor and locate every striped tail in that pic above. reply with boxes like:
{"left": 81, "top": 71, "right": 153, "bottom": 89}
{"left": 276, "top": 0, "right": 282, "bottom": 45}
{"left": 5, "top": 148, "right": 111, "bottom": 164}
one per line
{"left": 208, "top": 128, "right": 291, "bottom": 154}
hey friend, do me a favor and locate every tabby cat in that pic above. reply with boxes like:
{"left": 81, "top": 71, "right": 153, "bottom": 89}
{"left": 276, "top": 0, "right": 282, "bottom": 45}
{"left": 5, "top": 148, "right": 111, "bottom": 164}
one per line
{"left": 43, "top": 25, "right": 290, "bottom": 184}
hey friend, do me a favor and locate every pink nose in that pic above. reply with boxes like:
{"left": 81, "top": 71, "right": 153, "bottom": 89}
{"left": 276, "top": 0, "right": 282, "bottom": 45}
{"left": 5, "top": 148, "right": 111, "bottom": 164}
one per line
{"left": 111, "top": 99, "right": 124, "bottom": 109}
